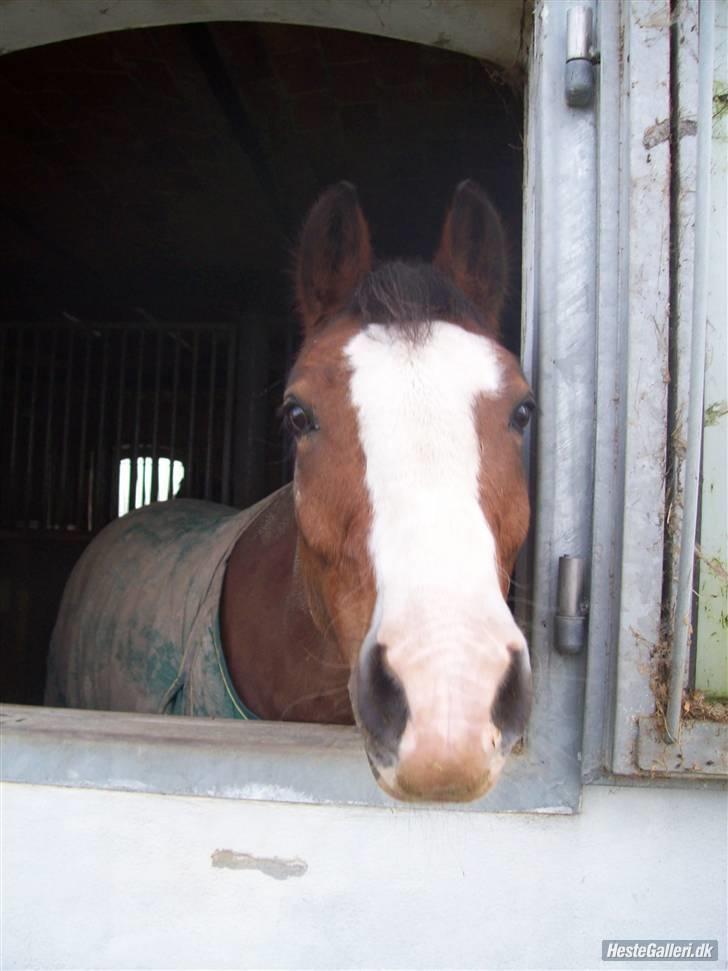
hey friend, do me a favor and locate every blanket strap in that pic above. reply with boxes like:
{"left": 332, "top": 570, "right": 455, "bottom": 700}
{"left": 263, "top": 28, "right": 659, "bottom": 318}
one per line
{"left": 212, "top": 625, "right": 259, "bottom": 720}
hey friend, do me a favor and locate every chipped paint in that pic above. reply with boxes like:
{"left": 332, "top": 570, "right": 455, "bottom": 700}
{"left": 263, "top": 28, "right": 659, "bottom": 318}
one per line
{"left": 634, "top": 6, "right": 671, "bottom": 31}
{"left": 642, "top": 117, "right": 697, "bottom": 150}
{"left": 211, "top": 849, "right": 307, "bottom": 880}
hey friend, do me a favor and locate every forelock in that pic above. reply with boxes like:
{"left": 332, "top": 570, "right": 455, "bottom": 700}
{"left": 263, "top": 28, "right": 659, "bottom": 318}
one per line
{"left": 348, "top": 262, "right": 485, "bottom": 344}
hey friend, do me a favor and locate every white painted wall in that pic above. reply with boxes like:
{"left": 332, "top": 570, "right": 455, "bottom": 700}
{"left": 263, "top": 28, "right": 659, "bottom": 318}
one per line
{"left": 2, "top": 782, "right": 726, "bottom": 970}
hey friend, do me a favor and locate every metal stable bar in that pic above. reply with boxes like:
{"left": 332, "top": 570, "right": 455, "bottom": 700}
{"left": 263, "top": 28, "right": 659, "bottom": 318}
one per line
{"left": 8, "top": 328, "right": 23, "bottom": 520}
{"left": 57, "top": 328, "right": 75, "bottom": 528}
{"left": 220, "top": 328, "right": 236, "bottom": 506}
{"left": 204, "top": 331, "right": 217, "bottom": 500}
{"left": 111, "top": 328, "right": 128, "bottom": 520}
{"left": 94, "top": 330, "right": 110, "bottom": 530}
{"left": 186, "top": 330, "right": 200, "bottom": 498}
{"left": 579, "top": 0, "right": 623, "bottom": 780}
{"left": 169, "top": 330, "right": 181, "bottom": 500}
{"left": 4, "top": 321, "right": 242, "bottom": 529}
{"left": 665, "top": 0, "right": 716, "bottom": 743}
{"left": 22, "top": 329, "right": 41, "bottom": 526}
{"left": 150, "top": 329, "right": 162, "bottom": 503}
{"left": 129, "top": 329, "right": 145, "bottom": 511}
{"left": 42, "top": 326, "right": 58, "bottom": 528}
{"left": 76, "top": 334, "right": 92, "bottom": 529}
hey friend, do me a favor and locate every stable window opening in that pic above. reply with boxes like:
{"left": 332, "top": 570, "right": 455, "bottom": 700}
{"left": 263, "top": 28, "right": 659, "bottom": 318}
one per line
{"left": 0, "top": 7, "right": 614, "bottom": 812}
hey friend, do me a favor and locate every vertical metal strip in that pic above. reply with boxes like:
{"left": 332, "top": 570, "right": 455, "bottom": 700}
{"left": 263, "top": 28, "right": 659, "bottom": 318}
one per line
{"left": 186, "top": 330, "right": 199, "bottom": 498}
{"left": 111, "top": 328, "right": 128, "bottom": 520}
{"left": 515, "top": 0, "right": 596, "bottom": 808}
{"left": 665, "top": 0, "right": 700, "bottom": 671}
{"left": 611, "top": 0, "right": 672, "bottom": 774}
{"left": 58, "top": 327, "right": 75, "bottom": 528}
{"left": 23, "top": 329, "right": 41, "bottom": 526}
{"left": 151, "top": 329, "right": 163, "bottom": 503}
{"left": 204, "top": 331, "right": 217, "bottom": 500}
{"left": 94, "top": 329, "right": 110, "bottom": 530}
{"left": 9, "top": 328, "right": 23, "bottom": 522}
{"left": 169, "top": 331, "right": 181, "bottom": 499}
{"left": 221, "top": 327, "right": 236, "bottom": 506}
{"left": 580, "top": 0, "right": 625, "bottom": 778}
{"left": 77, "top": 333, "right": 92, "bottom": 529}
{"left": 130, "top": 329, "right": 145, "bottom": 510}
{"left": 42, "top": 326, "right": 58, "bottom": 528}
{"left": 232, "top": 318, "right": 269, "bottom": 508}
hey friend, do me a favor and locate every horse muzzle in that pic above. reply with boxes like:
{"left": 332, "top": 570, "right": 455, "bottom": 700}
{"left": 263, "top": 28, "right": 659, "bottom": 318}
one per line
{"left": 351, "top": 631, "right": 532, "bottom": 803}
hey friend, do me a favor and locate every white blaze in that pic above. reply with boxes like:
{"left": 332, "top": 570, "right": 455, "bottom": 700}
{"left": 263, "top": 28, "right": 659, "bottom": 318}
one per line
{"left": 346, "top": 321, "right": 521, "bottom": 751}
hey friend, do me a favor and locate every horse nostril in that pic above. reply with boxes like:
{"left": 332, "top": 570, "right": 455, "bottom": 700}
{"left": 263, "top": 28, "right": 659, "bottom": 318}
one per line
{"left": 354, "top": 642, "right": 409, "bottom": 766}
{"left": 492, "top": 646, "right": 532, "bottom": 751}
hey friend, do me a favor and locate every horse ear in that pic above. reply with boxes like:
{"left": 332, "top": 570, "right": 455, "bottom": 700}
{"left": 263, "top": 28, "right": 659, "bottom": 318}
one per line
{"left": 295, "top": 182, "right": 372, "bottom": 334}
{"left": 434, "top": 180, "right": 508, "bottom": 334}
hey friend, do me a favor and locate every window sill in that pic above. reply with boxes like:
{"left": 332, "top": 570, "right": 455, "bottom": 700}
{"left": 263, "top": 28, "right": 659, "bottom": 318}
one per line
{"left": 0, "top": 704, "right": 578, "bottom": 814}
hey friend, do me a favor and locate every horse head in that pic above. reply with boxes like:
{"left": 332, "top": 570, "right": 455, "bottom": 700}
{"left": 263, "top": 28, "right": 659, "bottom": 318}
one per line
{"left": 286, "top": 181, "right": 533, "bottom": 802}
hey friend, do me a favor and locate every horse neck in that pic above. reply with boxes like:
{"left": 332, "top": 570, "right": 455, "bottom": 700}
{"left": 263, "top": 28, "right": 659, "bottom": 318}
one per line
{"left": 220, "top": 483, "right": 353, "bottom": 724}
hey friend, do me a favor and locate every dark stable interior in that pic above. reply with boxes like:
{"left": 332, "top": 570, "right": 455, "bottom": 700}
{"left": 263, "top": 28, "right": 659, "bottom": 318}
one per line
{"left": 0, "top": 21, "right": 524, "bottom": 706}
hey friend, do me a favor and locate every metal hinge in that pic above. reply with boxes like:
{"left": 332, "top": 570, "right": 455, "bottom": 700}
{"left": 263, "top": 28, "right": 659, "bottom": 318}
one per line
{"left": 565, "top": 6, "right": 600, "bottom": 107}
{"left": 554, "top": 555, "right": 589, "bottom": 655}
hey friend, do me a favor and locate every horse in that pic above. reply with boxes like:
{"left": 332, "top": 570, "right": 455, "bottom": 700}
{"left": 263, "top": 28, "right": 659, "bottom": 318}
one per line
{"left": 46, "top": 180, "right": 534, "bottom": 803}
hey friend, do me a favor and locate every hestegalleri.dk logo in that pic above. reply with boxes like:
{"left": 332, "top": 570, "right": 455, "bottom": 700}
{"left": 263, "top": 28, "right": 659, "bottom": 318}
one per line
{"left": 602, "top": 940, "right": 719, "bottom": 962}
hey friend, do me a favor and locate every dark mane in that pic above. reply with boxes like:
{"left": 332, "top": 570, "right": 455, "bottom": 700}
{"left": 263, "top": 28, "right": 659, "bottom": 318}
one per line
{"left": 348, "top": 261, "right": 485, "bottom": 340}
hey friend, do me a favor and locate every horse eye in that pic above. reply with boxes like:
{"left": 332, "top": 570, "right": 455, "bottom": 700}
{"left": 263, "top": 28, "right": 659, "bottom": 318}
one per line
{"left": 284, "top": 400, "right": 317, "bottom": 438}
{"left": 511, "top": 399, "right": 535, "bottom": 432}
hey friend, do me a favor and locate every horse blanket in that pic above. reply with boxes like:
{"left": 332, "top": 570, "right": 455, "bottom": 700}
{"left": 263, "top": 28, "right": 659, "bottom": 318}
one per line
{"left": 44, "top": 490, "right": 286, "bottom": 719}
